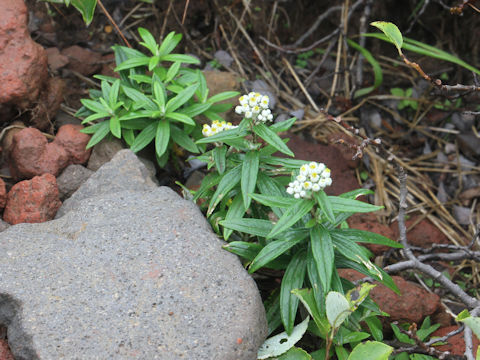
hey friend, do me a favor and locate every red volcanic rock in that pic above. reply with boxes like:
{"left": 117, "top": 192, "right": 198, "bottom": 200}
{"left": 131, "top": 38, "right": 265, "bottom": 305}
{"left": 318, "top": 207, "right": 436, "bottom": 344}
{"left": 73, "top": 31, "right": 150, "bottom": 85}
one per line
{"left": 9, "top": 128, "right": 69, "bottom": 180}
{"left": 285, "top": 134, "right": 359, "bottom": 195}
{"left": 0, "top": 339, "right": 14, "bottom": 360}
{"left": 61, "top": 45, "right": 102, "bottom": 76}
{"left": 390, "top": 215, "right": 449, "bottom": 248}
{"left": 348, "top": 213, "right": 397, "bottom": 255}
{"left": 54, "top": 124, "right": 92, "bottom": 164}
{"left": 339, "top": 269, "right": 440, "bottom": 324}
{"left": 0, "top": 0, "right": 48, "bottom": 108}
{"left": 0, "top": 178, "right": 6, "bottom": 210}
{"left": 432, "top": 325, "right": 480, "bottom": 356}
{"left": 3, "top": 174, "right": 62, "bottom": 224}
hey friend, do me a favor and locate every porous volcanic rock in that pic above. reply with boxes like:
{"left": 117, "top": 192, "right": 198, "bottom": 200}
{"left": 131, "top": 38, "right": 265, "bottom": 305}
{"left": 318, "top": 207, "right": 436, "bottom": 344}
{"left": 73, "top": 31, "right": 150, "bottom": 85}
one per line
{"left": 3, "top": 173, "right": 61, "bottom": 225}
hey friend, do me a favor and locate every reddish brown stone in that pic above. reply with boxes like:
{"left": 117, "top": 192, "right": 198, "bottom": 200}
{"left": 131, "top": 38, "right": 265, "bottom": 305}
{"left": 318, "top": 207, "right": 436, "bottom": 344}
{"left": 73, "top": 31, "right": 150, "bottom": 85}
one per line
{"left": 339, "top": 269, "right": 440, "bottom": 324}
{"left": 285, "top": 134, "right": 359, "bottom": 196}
{"left": 348, "top": 213, "right": 397, "bottom": 255}
{"left": 31, "top": 77, "right": 66, "bottom": 131}
{"left": 3, "top": 174, "right": 62, "bottom": 224}
{"left": 0, "top": 0, "right": 48, "bottom": 108}
{"left": 9, "top": 128, "right": 69, "bottom": 180}
{"left": 0, "top": 339, "right": 14, "bottom": 360}
{"left": 390, "top": 215, "right": 449, "bottom": 248}
{"left": 61, "top": 45, "right": 102, "bottom": 76}
{"left": 54, "top": 124, "right": 92, "bottom": 164}
{"left": 0, "top": 178, "right": 6, "bottom": 210}
{"left": 45, "top": 47, "right": 70, "bottom": 72}
{"left": 432, "top": 325, "right": 480, "bottom": 356}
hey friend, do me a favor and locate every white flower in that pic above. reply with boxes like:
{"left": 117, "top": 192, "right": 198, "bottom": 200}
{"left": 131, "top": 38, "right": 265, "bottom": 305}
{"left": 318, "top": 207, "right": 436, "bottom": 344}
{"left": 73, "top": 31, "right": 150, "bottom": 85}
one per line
{"left": 286, "top": 161, "right": 332, "bottom": 198}
{"left": 202, "top": 120, "right": 238, "bottom": 138}
{"left": 235, "top": 93, "right": 273, "bottom": 124}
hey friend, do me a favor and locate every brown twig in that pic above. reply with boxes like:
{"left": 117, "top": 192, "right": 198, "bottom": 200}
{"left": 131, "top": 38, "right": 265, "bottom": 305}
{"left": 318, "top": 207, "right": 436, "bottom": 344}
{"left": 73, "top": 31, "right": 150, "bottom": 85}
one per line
{"left": 97, "top": 0, "right": 131, "bottom": 48}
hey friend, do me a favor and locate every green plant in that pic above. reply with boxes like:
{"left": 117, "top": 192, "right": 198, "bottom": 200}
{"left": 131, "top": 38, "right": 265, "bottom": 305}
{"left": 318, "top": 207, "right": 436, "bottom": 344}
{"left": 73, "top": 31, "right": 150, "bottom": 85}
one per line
{"left": 41, "top": 0, "right": 97, "bottom": 25}
{"left": 76, "top": 28, "right": 238, "bottom": 167}
{"left": 189, "top": 92, "right": 402, "bottom": 357}
{"left": 257, "top": 284, "right": 393, "bottom": 359}
{"left": 295, "top": 51, "right": 315, "bottom": 69}
{"left": 390, "top": 87, "right": 418, "bottom": 110}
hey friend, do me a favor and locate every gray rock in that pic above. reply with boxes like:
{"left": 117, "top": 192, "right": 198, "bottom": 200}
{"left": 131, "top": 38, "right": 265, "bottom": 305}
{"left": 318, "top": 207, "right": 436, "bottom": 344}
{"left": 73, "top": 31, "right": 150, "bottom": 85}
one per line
{"left": 0, "top": 187, "right": 267, "bottom": 359}
{"left": 1, "top": 148, "right": 267, "bottom": 359}
{"left": 57, "top": 150, "right": 158, "bottom": 217}
{"left": 87, "top": 137, "right": 125, "bottom": 171}
{"left": 214, "top": 50, "right": 234, "bottom": 68}
{"left": 290, "top": 109, "right": 304, "bottom": 122}
{"left": 56, "top": 164, "right": 94, "bottom": 200}
{"left": 453, "top": 205, "right": 471, "bottom": 225}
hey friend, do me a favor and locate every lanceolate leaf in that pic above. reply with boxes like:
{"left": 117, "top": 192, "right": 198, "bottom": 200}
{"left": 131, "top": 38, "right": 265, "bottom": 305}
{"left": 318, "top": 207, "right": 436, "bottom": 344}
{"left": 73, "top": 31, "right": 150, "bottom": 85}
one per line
{"left": 222, "top": 194, "right": 246, "bottom": 240}
{"left": 213, "top": 145, "right": 227, "bottom": 174}
{"left": 155, "top": 119, "right": 170, "bottom": 158}
{"left": 249, "top": 230, "right": 309, "bottom": 273}
{"left": 165, "top": 83, "right": 199, "bottom": 113}
{"left": 253, "top": 123, "right": 294, "bottom": 157}
{"left": 130, "top": 121, "right": 157, "bottom": 153}
{"left": 207, "top": 165, "right": 242, "bottom": 216}
{"left": 170, "top": 125, "right": 198, "bottom": 153}
{"left": 249, "top": 193, "right": 297, "bottom": 208}
{"left": 267, "top": 199, "right": 315, "bottom": 239}
{"left": 241, "top": 150, "right": 260, "bottom": 210}
{"left": 330, "top": 229, "right": 402, "bottom": 249}
{"left": 220, "top": 218, "right": 273, "bottom": 237}
{"left": 83, "top": 121, "right": 110, "bottom": 148}
{"left": 310, "top": 225, "right": 334, "bottom": 294}
{"left": 280, "top": 250, "right": 308, "bottom": 334}
{"left": 329, "top": 196, "right": 383, "bottom": 213}
{"left": 314, "top": 191, "right": 335, "bottom": 223}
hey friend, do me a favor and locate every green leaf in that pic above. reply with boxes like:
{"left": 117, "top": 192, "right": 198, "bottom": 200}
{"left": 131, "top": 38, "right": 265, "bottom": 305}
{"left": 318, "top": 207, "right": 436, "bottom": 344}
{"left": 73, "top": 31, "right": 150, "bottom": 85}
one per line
{"left": 370, "top": 21, "right": 403, "bottom": 55}
{"left": 130, "top": 121, "right": 157, "bottom": 153}
{"left": 114, "top": 56, "right": 151, "bottom": 71}
{"left": 122, "top": 128, "right": 135, "bottom": 146}
{"left": 212, "top": 145, "right": 227, "bottom": 174}
{"left": 329, "top": 196, "right": 383, "bottom": 213}
{"left": 269, "top": 117, "right": 297, "bottom": 133}
{"left": 456, "top": 310, "right": 480, "bottom": 340}
{"left": 152, "top": 77, "right": 166, "bottom": 109}
{"left": 155, "top": 119, "right": 170, "bottom": 158}
{"left": 192, "top": 172, "right": 221, "bottom": 201}
{"left": 82, "top": 121, "right": 110, "bottom": 148}
{"left": 347, "top": 341, "right": 393, "bottom": 360}
{"left": 330, "top": 229, "right": 402, "bottom": 249}
{"left": 80, "top": 98, "right": 108, "bottom": 114}
{"left": 241, "top": 150, "right": 259, "bottom": 210}
{"left": 253, "top": 123, "right": 294, "bottom": 156}
{"left": 109, "top": 116, "right": 121, "bottom": 138}
{"left": 196, "top": 127, "right": 247, "bottom": 144}
{"left": 249, "top": 193, "right": 297, "bottom": 208}
{"left": 181, "top": 103, "right": 212, "bottom": 117}
{"left": 165, "top": 112, "right": 195, "bottom": 126}
{"left": 257, "top": 316, "right": 309, "bottom": 359}
{"left": 166, "top": 83, "right": 199, "bottom": 113}
{"left": 196, "top": 70, "right": 208, "bottom": 103}
{"left": 222, "top": 194, "right": 246, "bottom": 240}
{"left": 276, "top": 347, "right": 312, "bottom": 360}
{"left": 170, "top": 125, "right": 198, "bottom": 153}
{"left": 71, "top": 0, "right": 96, "bottom": 26}
{"left": 311, "top": 225, "right": 334, "bottom": 294}
{"left": 165, "top": 61, "right": 181, "bottom": 83}
{"left": 280, "top": 251, "right": 308, "bottom": 334}
{"left": 335, "top": 346, "right": 349, "bottom": 360}
{"left": 314, "top": 191, "right": 335, "bottom": 223}
{"left": 267, "top": 199, "right": 315, "bottom": 239}
{"left": 256, "top": 173, "right": 291, "bottom": 217}
{"left": 109, "top": 79, "right": 121, "bottom": 107}
{"left": 292, "top": 288, "right": 330, "bottom": 337}
{"left": 138, "top": 27, "right": 158, "bottom": 55}
{"left": 326, "top": 291, "right": 351, "bottom": 329}
{"left": 391, "top": 323, "right": 415, "bottom": 344}
{"left": 223, "top": 241, "right": 262, "bottom": 261}
{"left": 207, "top": 91, "right": 240, "bottom": 103}
{"left": 249, "top": 231, "right": 308, "bottom": 273}
{"left": 161, "top": 53, "right": 200, "bottom": 64}
{"left": 347, "top": 39, "right": 383, "bottom": 98}
{"left": 365, "top": 316, "right": 384, "bottom": 341}
{"left": 122, "top": 86, "right": 156, "bottom": 111}
{"left": 220, "top": 218, "right": 272, "bottom": 237}
{"left": 158, "top": 32, "right": 182, "bottom": 57}
{"left": 207, "top": 165, "right": 241, "bottom": 216}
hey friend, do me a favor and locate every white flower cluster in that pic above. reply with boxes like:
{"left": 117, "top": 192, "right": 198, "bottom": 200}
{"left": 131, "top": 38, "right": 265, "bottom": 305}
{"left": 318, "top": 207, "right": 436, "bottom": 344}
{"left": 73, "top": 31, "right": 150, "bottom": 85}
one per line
{"left": 286, "top": 162, "right": 332, "bottom": 199}
{"left": 202, "top": 120, "right": 237, "bottom": 137}
{"left": 234, "top": 92, "right": 273, "bottom": 124}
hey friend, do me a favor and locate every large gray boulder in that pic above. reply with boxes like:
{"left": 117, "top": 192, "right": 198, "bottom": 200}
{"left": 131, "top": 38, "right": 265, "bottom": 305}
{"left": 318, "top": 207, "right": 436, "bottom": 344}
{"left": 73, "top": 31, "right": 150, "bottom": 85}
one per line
{"left": 0, "top": 150, "right": 267, "bottom": 359}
